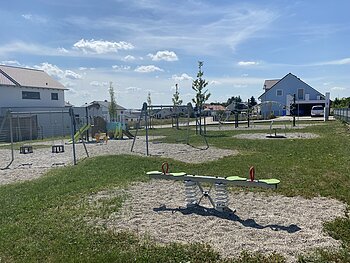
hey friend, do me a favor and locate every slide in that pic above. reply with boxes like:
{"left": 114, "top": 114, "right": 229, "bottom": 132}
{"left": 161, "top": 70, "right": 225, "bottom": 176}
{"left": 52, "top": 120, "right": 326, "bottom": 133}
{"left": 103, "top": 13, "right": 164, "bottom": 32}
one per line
{"left": 68, "top": 123, "right": 91, "bottom": 143}
{"left": 123, "top": 130, "right": 134, "bottom": 139}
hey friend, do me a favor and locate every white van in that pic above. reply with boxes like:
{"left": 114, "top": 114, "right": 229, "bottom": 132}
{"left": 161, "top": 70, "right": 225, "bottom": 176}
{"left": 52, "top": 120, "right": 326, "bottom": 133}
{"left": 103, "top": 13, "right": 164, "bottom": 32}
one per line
{"left": 311, "top": 105, "right": 324, "bottom": 117}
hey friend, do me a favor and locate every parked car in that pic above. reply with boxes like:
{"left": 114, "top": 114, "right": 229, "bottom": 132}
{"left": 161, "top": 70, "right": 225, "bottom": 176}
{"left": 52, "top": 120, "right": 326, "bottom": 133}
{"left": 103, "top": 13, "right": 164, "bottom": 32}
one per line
{"left": 311, "top": 105, "right": 324, "bottom": 117}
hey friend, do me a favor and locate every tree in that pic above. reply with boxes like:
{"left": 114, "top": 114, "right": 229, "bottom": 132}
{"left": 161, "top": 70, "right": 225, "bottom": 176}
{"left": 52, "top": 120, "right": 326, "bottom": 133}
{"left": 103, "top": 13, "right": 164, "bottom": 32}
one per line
{"left": 172, "top": 84, "right": 183, "bottom": 129}
{"left": 172, "top": 83, "right": 183, "bottom": 106}
{"left": 192, "top": 61, "right": 210, "bottom": 134}
{"left": 226, "top": 96, "right": 242, "bottom": 107}
{"left": 333, "top": 97, "right": 350, "bottom": 108}
{"left": 249, "top": 96, "right": 257, "bottom": 107}
{"left": 147, "top": 91, "right": 152, "bottom": 106}
{"left": 108, "top": 81, "right": 117, "bottom": 121}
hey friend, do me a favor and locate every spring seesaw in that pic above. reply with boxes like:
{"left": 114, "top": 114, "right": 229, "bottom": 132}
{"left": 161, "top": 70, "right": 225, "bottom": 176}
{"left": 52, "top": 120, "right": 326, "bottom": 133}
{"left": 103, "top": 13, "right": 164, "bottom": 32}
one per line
{"left": 147, "top": 162, "right": 280, "bottom": 212}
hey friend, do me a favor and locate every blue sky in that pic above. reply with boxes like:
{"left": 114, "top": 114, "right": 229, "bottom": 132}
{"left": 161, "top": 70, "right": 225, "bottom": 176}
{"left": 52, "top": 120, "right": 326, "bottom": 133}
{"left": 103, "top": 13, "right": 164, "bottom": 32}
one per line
{"left": 1, "top": 0, "right": 349, "bottom": 108}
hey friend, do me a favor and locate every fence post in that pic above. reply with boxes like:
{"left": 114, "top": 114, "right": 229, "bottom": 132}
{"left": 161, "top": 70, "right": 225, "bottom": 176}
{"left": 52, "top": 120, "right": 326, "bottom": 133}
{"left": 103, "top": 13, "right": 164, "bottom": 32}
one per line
{"left": 69, "top": 108, "right": 77, "bottom": 165}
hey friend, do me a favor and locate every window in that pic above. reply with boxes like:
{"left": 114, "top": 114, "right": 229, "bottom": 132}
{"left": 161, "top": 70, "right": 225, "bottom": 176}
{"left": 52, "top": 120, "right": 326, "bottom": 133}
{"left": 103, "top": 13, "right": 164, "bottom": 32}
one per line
{"left": 51, "top": 93, "right": 58, "bottom": 100}
{"left": 22, "top": 91, "right": 40, "bottom": 100}
{"left": 276, "top": 89, "right": 283, "bottom": 96}
{"left": 297, "top": 88, "right": 304, "bottom": 100}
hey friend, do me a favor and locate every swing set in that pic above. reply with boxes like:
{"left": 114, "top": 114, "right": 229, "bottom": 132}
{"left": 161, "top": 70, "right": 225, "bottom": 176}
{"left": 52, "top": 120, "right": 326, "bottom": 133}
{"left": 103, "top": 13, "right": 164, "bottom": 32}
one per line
{"left": 0, "top": 108, "right": 88, "bottom": 169}
{"left": 130, "top": 102, "right": 209, "bottom": 156}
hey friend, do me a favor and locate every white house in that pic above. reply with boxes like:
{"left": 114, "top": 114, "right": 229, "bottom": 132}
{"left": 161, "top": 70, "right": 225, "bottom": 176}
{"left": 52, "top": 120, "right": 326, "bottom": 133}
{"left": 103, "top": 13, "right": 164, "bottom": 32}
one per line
{"left": 0, "top": 65, "right": 67, "bottom": 108}
{"left": 153, "top": 105, "right": 190, "bottom": 119}
{"left": 258, "top": 73, "right": 330, "bottom": 117}
{"left": 84, "top": 100, "right": 126, "bottom": 122}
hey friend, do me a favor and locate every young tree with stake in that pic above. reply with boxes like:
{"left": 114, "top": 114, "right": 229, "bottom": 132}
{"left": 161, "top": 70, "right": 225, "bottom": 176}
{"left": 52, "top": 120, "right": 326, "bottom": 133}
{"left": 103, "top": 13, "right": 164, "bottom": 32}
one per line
{"left": 172, "top": 83, "right": 182, "bottom": 129}
{"left": 108, "top": 81, "right": 117, "bottom": 122}
{"left": 192, "top": 61, "right": 210, "bottom": 134}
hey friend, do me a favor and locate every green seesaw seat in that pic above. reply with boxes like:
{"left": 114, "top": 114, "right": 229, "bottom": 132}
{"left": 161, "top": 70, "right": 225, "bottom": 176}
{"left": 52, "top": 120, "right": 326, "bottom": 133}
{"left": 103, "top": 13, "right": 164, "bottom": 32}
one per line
{"left": 146, "top": 171, "right": 187, "bottom": 177}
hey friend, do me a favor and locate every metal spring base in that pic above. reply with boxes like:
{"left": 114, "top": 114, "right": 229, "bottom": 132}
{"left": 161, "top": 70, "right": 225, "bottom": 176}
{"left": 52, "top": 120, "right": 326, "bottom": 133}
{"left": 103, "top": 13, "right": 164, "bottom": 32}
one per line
{"left": 215, "top": 182, "right": 229, "bottom": 212}
{"left": 183, "top": 180, "right": 230, "bottom": 212}
{"left": 184, "top": 180, "right": 199, "bottom": 207}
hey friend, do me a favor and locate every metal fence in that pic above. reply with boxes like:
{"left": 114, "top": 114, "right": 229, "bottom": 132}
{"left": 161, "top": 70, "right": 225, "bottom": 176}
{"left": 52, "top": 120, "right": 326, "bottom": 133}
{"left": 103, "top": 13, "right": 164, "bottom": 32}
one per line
{"left": 333, "top": 108, "right": 350, "bottom": 123}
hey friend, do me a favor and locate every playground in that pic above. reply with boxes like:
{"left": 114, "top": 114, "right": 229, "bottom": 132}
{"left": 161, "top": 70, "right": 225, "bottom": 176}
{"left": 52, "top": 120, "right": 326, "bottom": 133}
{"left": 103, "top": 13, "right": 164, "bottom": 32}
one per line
{"left": 0, "top": 137, "right": 236, "bottom": 185}
{"left": 87, "top": 180, "right": 345, "bottom": 262}
{"left": 0, "top": 117, "right": 350, "bottom": 262}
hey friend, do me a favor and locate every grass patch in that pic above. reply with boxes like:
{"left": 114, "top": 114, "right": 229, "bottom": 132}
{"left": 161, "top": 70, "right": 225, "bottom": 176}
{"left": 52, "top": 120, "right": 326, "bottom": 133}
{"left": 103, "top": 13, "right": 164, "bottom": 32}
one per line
{"left": 0, "top": 120, "right": 350, "bottom": 262}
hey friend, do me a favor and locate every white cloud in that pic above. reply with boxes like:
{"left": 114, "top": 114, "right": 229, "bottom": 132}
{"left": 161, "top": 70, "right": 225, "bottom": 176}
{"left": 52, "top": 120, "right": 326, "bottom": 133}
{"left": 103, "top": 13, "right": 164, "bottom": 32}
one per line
{"left": 65, "top": 70, "right": 82, "bottom": 80}
{"left": 21, "top": 14, "right": 47, "bottom": 23}
{"left": 331, "top": 86, "right": 346, "bottom": 91}
{"left": 238, "top": 61, "right": 260, "bottom": 66}
{"left": 73, "top": 39, "right": 134, "bottom": 54}
{"left": 126, "top": 86, "right": 141, "bottom": 92}
{"left": 1, "top": 60, "right": 21, "bottom": 66}
{"left": 112, "top": 65, "right": 131, "bottom": 71}
{"left": 34, "top": 62, "right": 81, "bottom": 80}
{"left": 22, "top": 14, "right": 33, "bottom": 20}
{"left": 327, "top": 58, "right": 350, "bottom": 65}
{"left": 35, "top": 63, "right": 64, "bottom": 79}
{"left": 79, "top": 67, "right": 87, "bottom": 71}
{"left": 63, "top": 81, "right": 77, "bottom": 91}
{"left": 171, "top": 73, "right": 193, "bottom": 81}
{"left": 122, "top": 55, "right": 136, "bottom": 61}
{"left": 210, "top": 80, "right": 221, "bottom": 85}
{"left": 90, "top": 81, "right": 108, "bottom": 87}
{"left": 66, "top": 88, "right": 77, "bottom": 95}
{"left": 57, "top": 47, "right": 69, "bottom": 53}
{"left": 234, "top": 84, "right": 248, "bottom": 88}
{"left": 135, "top": 65, "right": 163, "bottom": 73}
{"left": 148, "top": 50, "right": 178, "bottom": 61}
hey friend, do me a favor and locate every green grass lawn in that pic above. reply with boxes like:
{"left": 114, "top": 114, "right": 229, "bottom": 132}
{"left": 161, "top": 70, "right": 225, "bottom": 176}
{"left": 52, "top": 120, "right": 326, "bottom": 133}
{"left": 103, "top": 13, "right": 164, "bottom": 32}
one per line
{"left": 0, "top": 120, "right": 349, "bottom": 262}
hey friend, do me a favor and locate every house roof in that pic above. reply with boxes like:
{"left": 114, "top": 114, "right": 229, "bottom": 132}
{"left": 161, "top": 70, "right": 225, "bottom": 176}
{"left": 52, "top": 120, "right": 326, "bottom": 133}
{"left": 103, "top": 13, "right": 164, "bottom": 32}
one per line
{"left": 263, "top": 79, "right": 279, "bottom": 91}
{"left": 0, "top": 65, "right": 66, "bottom": 90}
{"left": 203, "top": 104, "right": 226, "bottom": 111}
{"left": 85, "top": 100, "right": 126, "bottom": 110}
{"left": 258, "top": 73, "right": 323, "bottom": 100}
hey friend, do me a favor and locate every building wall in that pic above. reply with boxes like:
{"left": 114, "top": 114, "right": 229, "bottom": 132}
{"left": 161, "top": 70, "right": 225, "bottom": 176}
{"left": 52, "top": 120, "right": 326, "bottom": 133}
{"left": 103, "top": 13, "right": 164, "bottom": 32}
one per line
{"left": 0, "top": 85, "right": 65, "bottom": 108}
{"left": 260, "top": 74, "right": 325, "bottom": 117}
{"left": 0, "top": 106, "right": 87, "bottom": 140}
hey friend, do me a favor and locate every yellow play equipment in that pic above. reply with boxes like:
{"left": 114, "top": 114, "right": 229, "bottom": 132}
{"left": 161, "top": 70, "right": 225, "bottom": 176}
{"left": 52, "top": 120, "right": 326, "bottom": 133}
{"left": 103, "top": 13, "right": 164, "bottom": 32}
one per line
{"left": 67, "top": 123, "right": 91, "bottom": 144}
